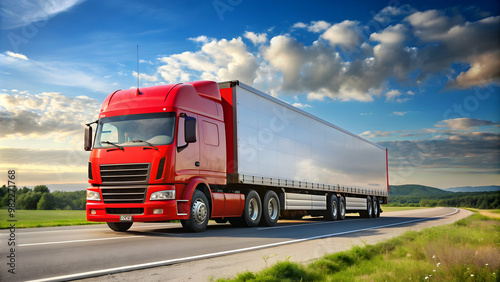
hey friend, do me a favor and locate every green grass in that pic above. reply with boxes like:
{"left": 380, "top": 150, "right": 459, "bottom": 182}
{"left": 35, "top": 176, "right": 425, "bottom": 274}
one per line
{"left": 220, "top": 212, "right": 500, "bottom": 281}
{"left": 0, "top": 210, "right": 102, "bottom": 229}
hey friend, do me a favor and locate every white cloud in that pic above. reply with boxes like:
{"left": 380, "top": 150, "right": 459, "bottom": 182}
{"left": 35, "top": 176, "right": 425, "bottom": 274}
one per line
{"left": 0, "top": 91, "right": 100, "bottom": 138}
{"left": 393, "top": 111, "right": 407, "bottom": 116}
{"left": 385, "top": 89, "right": 401, "bottom": 101}
{"left": 244, "top": 31, "right": 267, "bottom": 45}
{"left": 132, "top": 71, "right": 158, "bottom": 82}
{"left": 321, "top": 20, "right": 362, "bottom": 49}
{"left": 370, "top": 24, "right": 408, "bottom": 45}
{"left": 154, "top": 6, "right": 499, "bottom": 102}
{"left": 291, "top": 102, "right": 311, "bottom": 108}
{"left": 0, "top": 0, "right": 85, "bottom": 29}
{"left": 5, "top": 51, "right": 28, "bottom": 60}
{"left": 307, "top": 21, "right": 331, "bottom": 33}
{"left": 435, "top": 118, "right": 498, "bottom": 131}
{"left": 189, "top": 35, "right": 213, "bottom": 44}
{"left": 292, "top": 22, "right": 307, "bottom": 29}
{"left": 449, "top": 51, "right": 500, "bottom": 88}
{"left": 373, "top": 5, "right": 415, "bottom": 23}
{"left": 158, "top": 37, "right": 259, "bottom": 85}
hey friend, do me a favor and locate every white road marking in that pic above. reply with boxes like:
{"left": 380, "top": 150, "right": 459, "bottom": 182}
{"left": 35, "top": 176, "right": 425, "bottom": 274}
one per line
{"left": 20, "top": 236, "right": 145, "bottom": 247}
{"left": 28, "top": 208, "right": 458, "bottom": 282}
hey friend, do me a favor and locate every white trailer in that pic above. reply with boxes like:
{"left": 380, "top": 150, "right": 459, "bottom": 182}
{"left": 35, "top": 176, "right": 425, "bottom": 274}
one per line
{"left": 219, "top": 81, "right": 388, "bottom": 220}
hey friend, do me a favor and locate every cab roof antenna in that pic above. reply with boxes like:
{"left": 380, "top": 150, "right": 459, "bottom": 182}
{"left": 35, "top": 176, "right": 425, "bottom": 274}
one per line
{"left": 136, "top": 44, "right": 142, "bottom": 95}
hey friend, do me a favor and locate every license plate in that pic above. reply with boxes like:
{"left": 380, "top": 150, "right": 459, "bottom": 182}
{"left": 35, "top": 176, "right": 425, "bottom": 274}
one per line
{"left": 120, "top": 215, "right": 133, "bottom": 222}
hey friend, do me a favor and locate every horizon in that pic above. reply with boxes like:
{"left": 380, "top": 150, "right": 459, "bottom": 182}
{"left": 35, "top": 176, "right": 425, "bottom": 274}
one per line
{"left": 1, "top": 0, "right": 499, "bottom": 189}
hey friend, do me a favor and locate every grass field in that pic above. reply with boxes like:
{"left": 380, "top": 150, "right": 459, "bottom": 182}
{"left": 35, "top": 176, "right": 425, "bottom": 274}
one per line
{"left": 0, "top": 210, "right": 101, "bottom": 229}
{"left": 219, "top": 210, "right": 500, "bottom": 281}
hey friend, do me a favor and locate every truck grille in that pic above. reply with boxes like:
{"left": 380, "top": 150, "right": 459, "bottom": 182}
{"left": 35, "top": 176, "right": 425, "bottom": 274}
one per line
{"left": 100, "top": 163, "right": 150, "bottom": 184}
{"left": 101, "top": 186, "right": 147, "bottom": 203}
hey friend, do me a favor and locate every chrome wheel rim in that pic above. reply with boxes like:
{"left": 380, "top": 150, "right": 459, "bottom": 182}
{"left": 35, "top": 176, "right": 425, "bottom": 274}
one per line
{"left": 249, "top": 198, "right": 259, "bottom": 221}
{"left": 192, "top": 199, "right": 207, "bottom": 225}
{"left": 268, "top": 198, "right": 279, "bottom": 220}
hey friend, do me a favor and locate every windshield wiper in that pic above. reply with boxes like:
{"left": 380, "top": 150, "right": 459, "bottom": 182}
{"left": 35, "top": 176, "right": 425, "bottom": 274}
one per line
{"left": 102, "top": 141, "right": 124, "bottom": 151}
{"left": 130, "top": 140, "right": 158, "bottom": 151}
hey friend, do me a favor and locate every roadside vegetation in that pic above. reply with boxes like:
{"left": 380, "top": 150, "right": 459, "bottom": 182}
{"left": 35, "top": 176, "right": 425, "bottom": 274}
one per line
{"left": 218, "top": 211, "right": 500, "bottom": 281}
{"left": 389, "top": 185, "right": 500, "bottom": 209}
{"left": 0, "top": 210, "right": 100, "bottom": 229}
{"left": 0, "top": 185, "right": 85, "bottom": 210}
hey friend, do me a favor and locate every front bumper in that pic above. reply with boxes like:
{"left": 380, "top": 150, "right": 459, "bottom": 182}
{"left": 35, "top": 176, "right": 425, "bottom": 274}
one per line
{"left": 86, "top": 185, "right": 189, "bottom": 222}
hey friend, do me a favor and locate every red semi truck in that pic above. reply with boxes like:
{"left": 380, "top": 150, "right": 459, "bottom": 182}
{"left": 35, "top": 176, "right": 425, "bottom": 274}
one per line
{"left": 84, "top": 80, "right": 388, "bottom": 232}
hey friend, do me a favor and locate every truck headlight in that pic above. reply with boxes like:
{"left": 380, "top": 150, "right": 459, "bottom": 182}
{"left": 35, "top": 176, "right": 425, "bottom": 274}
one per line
{"left": 87, "top": 191, "right": 101, "bottom": 201}
{"left": 150, "top": 190, "right": 176, "bottom": 200}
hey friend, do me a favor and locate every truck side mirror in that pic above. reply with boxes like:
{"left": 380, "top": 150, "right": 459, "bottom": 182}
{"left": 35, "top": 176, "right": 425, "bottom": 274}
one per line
{"left": 84, "top": 125, "right": 93, "bottom": 151}
{"left": 185, "top": 116, "right": 197, "bottom": 143}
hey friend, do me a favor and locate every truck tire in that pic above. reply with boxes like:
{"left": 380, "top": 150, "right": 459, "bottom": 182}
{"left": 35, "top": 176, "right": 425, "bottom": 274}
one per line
{"left": 181, "top": 190, "right": 209, "bottom": 232}
{"left": 373, "top": 196, "right": 380, "bottom": 218}
{"left": 338, "top": 196, "right": 346, "bottom": 220}
{"left": 360, "top": 196, "right": 373, "bottom": 218}
{"left": 325, "top": 194, "right": 338, "bottom": 221}
{"left": 231, "top": 190, "right": 262, "bottom": 227}
{"left": 107, "top": 222, "right": 132, "bottom": 232}
{"left": 260, "top": 190, "right": 280, "bottom": 227}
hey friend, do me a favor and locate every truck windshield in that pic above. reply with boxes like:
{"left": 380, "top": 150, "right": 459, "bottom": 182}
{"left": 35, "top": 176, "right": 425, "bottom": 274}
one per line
{"left": 94, "top": 112, "right": 176, "bottom": 149}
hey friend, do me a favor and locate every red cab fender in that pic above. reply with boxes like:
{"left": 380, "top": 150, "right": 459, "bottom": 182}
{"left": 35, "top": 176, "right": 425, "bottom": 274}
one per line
{"left": 179, "top": 177, "right": 212, "bottom": 216}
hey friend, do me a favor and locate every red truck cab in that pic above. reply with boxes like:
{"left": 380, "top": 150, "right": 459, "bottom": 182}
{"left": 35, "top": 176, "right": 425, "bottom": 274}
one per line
{"left": 85, "top": 81, "right": 244, "bottom": 232}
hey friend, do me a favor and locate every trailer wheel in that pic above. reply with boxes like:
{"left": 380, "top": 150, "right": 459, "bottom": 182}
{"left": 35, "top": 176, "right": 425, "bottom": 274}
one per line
{"left": 373, "top": 197, "right": 380, "bottom": 218}
{"left": 231, "top": 190, "right": 262, "bottom": 227}
{"left": 107, "top": 222, "right": 132, "bottom": 232}
{"left": 181, "top": 190, "right": 209, "bottom": 232}
{"left": 325, "top": 194, "right": 338, "bottom": 221}
{"left": 260, "top": 190, "right": 280, "bottom": 227}
{"left": 338, "top": 196, "right": 346, "bottom": 220}
{"left": 360, "top": 196, "right": 373, "bottom": 218}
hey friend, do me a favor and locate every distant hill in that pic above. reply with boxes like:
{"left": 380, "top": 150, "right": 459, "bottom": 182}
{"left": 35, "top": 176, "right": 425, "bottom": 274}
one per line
{"left": 389, "top": 184, "right": 450, "bottom": 196}
{"left": 445, "top": 185, "right": 500, "bottom": 193}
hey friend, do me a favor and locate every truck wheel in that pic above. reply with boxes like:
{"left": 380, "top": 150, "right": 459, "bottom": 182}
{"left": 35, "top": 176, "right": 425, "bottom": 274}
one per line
{"left": 325, "top": 194, "right": 338, "bottom": 221}
{"left": 360, "top": 196, "right": 373, "bottom": 218}
{"left": 181, "top": 190, "right": 209, "bottom": 232}
{"left": 107, "top": 222, "right": 132, "bottom": 232}
{"left": 373, "top": 197, "right": 380, "bottom": 218}
{"left": 239, "top": 190, "right": 262, "bottom": 227}
{"left": 260, "top": 190, "right": 280, "bottom": 227}
{"left": 338, "top": 196, "right": 346, "bottom": 220}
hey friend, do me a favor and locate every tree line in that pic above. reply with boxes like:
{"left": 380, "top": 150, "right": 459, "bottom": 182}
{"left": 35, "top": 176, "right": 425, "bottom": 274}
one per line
{"left": 0, "top": 185, "right": 85, "bottom": 210}
{"left": 388, "top": 191, "right": 500, "bottom": 209}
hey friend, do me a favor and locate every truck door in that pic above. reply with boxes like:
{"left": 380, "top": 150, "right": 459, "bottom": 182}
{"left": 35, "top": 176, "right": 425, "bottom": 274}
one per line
{"left": 198, "top": 116, "right": 226, "bottom": 184}
{"left": 175, "top": 112, "right": 199, "bottom": 181}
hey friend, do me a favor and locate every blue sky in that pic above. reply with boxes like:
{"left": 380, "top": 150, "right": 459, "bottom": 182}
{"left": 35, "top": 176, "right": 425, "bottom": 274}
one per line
{"left": 0, "top": 0, "right": 499, "bottom": 189}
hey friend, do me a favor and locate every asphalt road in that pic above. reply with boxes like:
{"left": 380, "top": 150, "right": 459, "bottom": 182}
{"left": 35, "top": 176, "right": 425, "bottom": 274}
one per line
{"left": 0, "top": 207, "right": 467, "bottom": 282}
